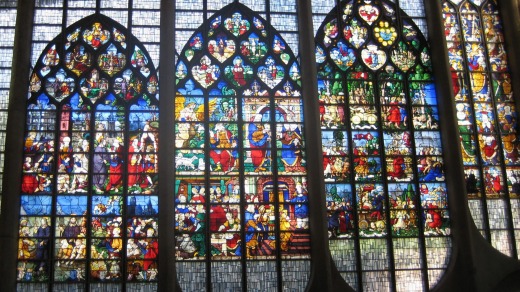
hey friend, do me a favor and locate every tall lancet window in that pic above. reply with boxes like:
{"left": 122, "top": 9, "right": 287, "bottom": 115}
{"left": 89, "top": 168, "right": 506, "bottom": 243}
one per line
{"left": 173, "top": 1, "right": 310, "bottom": 290}
{"left": 315, "top": 0, "right": 452, "bottom": 290}
{"left": 442, "top": 0, "right": 519, "bottom": 259}
{"left": 17, "top": 14, "right": 160, "bottom": 291}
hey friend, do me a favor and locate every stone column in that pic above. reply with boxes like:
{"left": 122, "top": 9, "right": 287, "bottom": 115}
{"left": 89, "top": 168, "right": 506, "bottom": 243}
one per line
{"left": 297, "top": 1, "right": 353, "bottom": 290}
{"left": 0, "top": 1, "right": 36, "bottom": 291}
{"left": 158, "top": 0, "right": 181, "bottom": 291}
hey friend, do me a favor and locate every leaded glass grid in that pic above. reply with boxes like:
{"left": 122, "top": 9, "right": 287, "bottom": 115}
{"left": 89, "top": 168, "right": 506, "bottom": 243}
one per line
{"left": 18, "top": 9, "right": 160, "bottom": 291}
{"left": 314, "top": 0, "right": 452, "bottom": 290}
{"left": 442, "top": 0, "right": 519, "bottom": 259}
{"left": 0, "top": 0, "right": 18, "bottom": 212}
{"left": 173, "top": 1, "right": 311, "bottom": 290}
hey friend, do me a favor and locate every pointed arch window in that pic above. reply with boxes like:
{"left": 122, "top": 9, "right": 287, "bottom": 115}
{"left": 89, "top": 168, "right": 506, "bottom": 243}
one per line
{"left": 315, "top": 0, "right": 451, "bottom": 290}
{"left": 173, "top": 2, "right": 311, "bottom": 290}
{"left": 442, "top": 0, "right": 519, "bottom": 259}
{"left": 17, "top": 15, "right": 160, "bottom": 290}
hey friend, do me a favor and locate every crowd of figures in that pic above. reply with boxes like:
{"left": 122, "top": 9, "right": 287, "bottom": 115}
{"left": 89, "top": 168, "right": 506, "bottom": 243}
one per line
{"left": 19, "top": 98, "right": 160, "bottom": 281}
{"left": 174, "top": 178, "right": 310, "bottom": 259}
{"left": 18, "top": 195, "right": 159, "bottom": 282}
{"left": 326, "top": 182, "right": 449, "bottom": 239}
{"left": 22, "top": 111, "right": 158, "bottom": 196}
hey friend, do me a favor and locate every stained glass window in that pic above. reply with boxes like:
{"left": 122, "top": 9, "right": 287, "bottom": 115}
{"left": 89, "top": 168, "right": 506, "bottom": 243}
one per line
{"left": 173, "top": 1, "right": 310, "bottom": 290}
{"left": 442, "top": 0, "right": 519, "bottom": 258}
{"left": 6, "top": 0, "right": 520, "bottom": 291}
{"left": 315, "top": 0, "right": 452, "bottom": 290}
{"left": 17, "top": 14, "right": 160, "bottom": 290}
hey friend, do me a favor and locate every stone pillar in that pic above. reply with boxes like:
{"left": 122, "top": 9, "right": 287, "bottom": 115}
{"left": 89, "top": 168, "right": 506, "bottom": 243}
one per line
{"left": 158, "top": 0, "right": 181, "bottom": 290}
{"left": 0, "top": 1, "right": 36, "bottom": 291}
{"left": 297, "top": 1, "right": 352, "bottom": 291}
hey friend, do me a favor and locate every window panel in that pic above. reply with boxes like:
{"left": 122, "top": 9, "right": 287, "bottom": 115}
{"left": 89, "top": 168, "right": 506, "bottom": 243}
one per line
{"left": 99, "top": 10, "right": 128, "bottom": 26}
{"left": 442, "top": 0, "right": 519, "bottom": 259}
{"left": 18, "top": 11, "right": 160, "bottom": 287}
{"left": 316, "top": 0, "right": 451, "bottom": 290}
{"left": 68, "top": 0, "right": 96, "bottom": 8}
{"left": 100, "top": 0, "right": 129, "bottom": 9}
{"left": 174, "top": 1, "right": 309, "bottom": 289}
{"left": 67, "top": 10, "right": 96, "bottom": 26}
{"left": 34, "top": 9, "right": 62, "bottom": 25}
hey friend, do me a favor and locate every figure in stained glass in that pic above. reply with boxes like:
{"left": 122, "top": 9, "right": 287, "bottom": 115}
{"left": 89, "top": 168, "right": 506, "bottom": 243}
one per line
{"left": 383, "top": 102, "right": 407, "bottom": 129}
{"left": 79, "top": 69, "right": 108, "bottom": 103}
{"left": 321, "top": 104, "right": 344, "bottom": 129}
{"left": 241, "top": 33, "right": 266, "bottom": 64}
{"left": 209, "top": 123, "right": 238, "bottom": 172}
{"left": 466, "top": 43, "right": 486, "bottom": 72}
{"left": 348, "top": 79, "right": 373, "bottom": 104}
{"left": 128, "top": 137, "right": 143, "bottom": 187}
{"left": 272, "top": 35, "right": 286, "bottom": 55}
{"left": 391, "top": 42, "right": 416, "bottom": 71}
{"left": 83, "top": 22, "right": 110, "bottom": 49}
{"left": 209, "top": 33, "right": 235, "bottom": 62}
{"left": 389, "top": 183, "right": 418, "bottom": 236}
{"left": 290, "top": 182, "right": 309, "bottom": 230}
{"left": 278, "top": 124, "right": 305, "bottom": 173}
{"left": 361, "top": 44, "right": 386, "bottom": 70}
{"left": 112, "top": 28, "right": 126, "bottom": 48}
{"left": 41, "top": 45, "right": 60, "bottom": 77}
{"left": 192, "top": 55, "right": 220, "bottom": 88}
{"left": 506, "top": 168, "right": 520, "bottom": 197}
{"left": 225, "top": 12, "right": 250, "bottom": 36}
{"left": 21, "top": 157, "right": 40, "bottom": 194}
{"left": 330, "top": 41, "right": 356, "bottom": 71}
{"left": 106, "top": 137, "right": 124, "bottom": 192}
{"left": 480, "top": 135, "right": 499, "bottom": 164}
{"left": 344, "top": 18, "right": 368, "bottom": 48}
{"left": 358, "top": 3, "right": 379, "bottom": 24}
{"left": 461, "top": 5, "right": 482, "bottom": 42}
{"left": 176, "top": 61, "right": 187, "bottom": 81}
{"left": 131, "top": 46, "right": 150, "bottom": 76}
{"left": 98, "top": 44, "right": 126, "bottom": 76}
{"left": 474, "top": 103, "right": 495, "bottom": 133}
{"left": 66, "top": 45, "right": 91, "bottom": 76}
{"left": 412, "top": 105, "right": 439, "bottom": 130}
{"left": 323, "top": 19, "right": 338, "bottom": 47}
{"left": 357, "top": 184, "right": 386, "bottom": 237}
{"left": 247, "top": 115, "right": 271, "bottom": 172}
{"left": 226, "top": 57, "right": 252, "bottom": 87}
{"left": 32, "top": 217, "right": 51, "bottom": 271}
{"left": 71, "top": 151, "right": 89, "bottom": 193}
{"left": 45, "top": 69, "right": 75, "bottom": 102}
{"left": 257, "top": 56, "right": 284, "bottom": 88}
{"left": 353, "top": 131, "right": 379, "bottom": 155}
{"left": 189, "top": 33, "right": 203, "bottom": 51}
{"left": 244, "top": 204, "right": 260, "bottom": 258}
{"left": 418, "top": 156, "right": 445, "bottom": 182}
{"left": 209, "top": 97, "right": 237, "bottom": 121}
{"left": 386, "top": 155, "right": 410, "bottom": 181}
{"left": 93, "top": 135, "right": 109, "bottom": 193}
{"left": 315, "top": 46, "right": 326, "bottom": 64}
{"left": 326, "top": 184, "right": 353, "bottom": 238}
